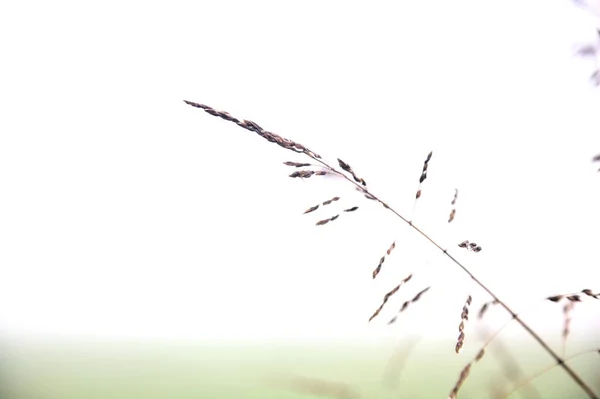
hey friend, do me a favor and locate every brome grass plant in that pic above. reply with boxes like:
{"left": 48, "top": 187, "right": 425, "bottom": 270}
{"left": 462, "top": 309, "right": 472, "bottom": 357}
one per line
{"left": 184, "top": 100, "right": 599, "bottom": 399}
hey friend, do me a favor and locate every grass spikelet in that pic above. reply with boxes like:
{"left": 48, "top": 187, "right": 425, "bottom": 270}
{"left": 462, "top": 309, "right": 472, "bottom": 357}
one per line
{"left": 387, "top": 241, "right": 396, "bottom": 255}
{"left": 303, "top": 205, "right": 320, "bottom": 214}
{"left": 421, "top": 151, "right": 433, "bottom": 183}
{"left": 545, "top": 288, "right": 600, "bottom": 303}
{"left": 323, "top": 197, "right": 341, "bottom": 206}
{"left": 455, "top": 295, "right": 472, "bottom": 354}
{"left": 562, "top": 301, "right": 576, "bottom": 357}
{"left": 448, "top": 209, "right": 456, "bottom": 223}
{"left": 305, "top": 196, "right": 343, "bottom": 214}
{"left": 448, "top": 189, "right": 458, "bottom": 223}
{"left": 344, "top": 206, "right": 359, "bottom": 212}
{"left": 387, "top": 287, "right": 431, "bottom": 325}
{"left": 289, "top": 170, "right": 329, "bottom": 178}
{"left": 372, "top": 256, "right": 385, "bottom": 279}
{"left": 458, "top": 240, "right": 482, "bottom": 253}
{"left": 448, "top": 349, "right": 486, "bottom": 399}
{"left": 337, "top": 158, "right": 367, "bottom": 186}
{"left": 316, "top": 214, "right": 339, "bottom": 226}
{"left": 284, "top": 161, "right": 312, "bottom": 167}
{"left": 411, "top": 151, "right": 433, "bottom": 218}
{"left": 478, "top": 299, "right": 499, "bottom": 319}
{"left": 372, "top": 241, "right": 397, "bottom": 279}
{"left": 369, "top": 274, "right": 413, "bottom": 322}
{"left": 289, "top": 170, "right": 316, "bottom": 178}
{"left": 581, "top": 288, "right": 600, "bottom": 299}
{"left": 547, "top": 288, "right": 599, "bottom": 357}
{"left": 353, "top": 186, "right": 377, "bottom": 200}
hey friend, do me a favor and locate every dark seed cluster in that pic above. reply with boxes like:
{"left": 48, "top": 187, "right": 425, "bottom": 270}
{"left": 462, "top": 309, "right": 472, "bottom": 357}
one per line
{"left": 458, "top": 240, "right": 482, "bottom": 253}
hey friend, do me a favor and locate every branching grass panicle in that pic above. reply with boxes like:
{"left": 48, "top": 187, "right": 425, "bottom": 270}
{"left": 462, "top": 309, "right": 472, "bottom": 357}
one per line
{"left": 185, "top": 100, "right": 600, "bottom": 399}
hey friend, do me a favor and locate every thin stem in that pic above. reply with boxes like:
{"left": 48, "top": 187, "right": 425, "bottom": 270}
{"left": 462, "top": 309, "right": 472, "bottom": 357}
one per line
{"left": 500, "top": 349, "right": 600, "bottom": 399}
{"left": 184, "top": 100, "right": 599, "bottom": 399}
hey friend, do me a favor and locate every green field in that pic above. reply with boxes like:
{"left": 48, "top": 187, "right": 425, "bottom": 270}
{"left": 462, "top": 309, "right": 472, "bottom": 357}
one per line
{"left": 1, "top": 335, "right": 597, "bottom": 399}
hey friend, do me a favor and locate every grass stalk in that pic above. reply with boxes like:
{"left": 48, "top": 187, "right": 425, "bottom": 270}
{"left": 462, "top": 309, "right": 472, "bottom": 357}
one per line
{"left": 184, "top": 100, "right": 599, "bottom": 399}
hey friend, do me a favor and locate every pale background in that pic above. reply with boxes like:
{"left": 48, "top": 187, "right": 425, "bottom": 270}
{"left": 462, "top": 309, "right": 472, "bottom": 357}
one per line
{"left": 1, "top": 0, "right": 600, "bottom": 348}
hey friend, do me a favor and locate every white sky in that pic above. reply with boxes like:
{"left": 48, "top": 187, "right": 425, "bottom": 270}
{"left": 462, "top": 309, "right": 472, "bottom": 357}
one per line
{"left": 1, "top": 0, "right": 600, "bottom": 343}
